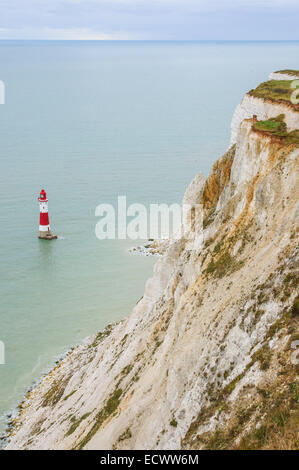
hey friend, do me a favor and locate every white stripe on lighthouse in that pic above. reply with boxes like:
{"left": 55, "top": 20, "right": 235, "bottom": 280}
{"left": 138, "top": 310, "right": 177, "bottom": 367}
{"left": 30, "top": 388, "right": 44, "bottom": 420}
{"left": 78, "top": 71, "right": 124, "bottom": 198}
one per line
{"left": 39, "top": 202, "right": 49, "bottom": 212}
{"left": 39, "top": 225, "right": 50, "bottom": 232}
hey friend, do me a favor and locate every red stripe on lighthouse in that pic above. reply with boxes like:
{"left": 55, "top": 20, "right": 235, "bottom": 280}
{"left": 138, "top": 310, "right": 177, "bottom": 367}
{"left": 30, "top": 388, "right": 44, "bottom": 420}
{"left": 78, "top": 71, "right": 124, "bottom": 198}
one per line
{"left": 40, "top": 212, "right": 50, "bottom": 225}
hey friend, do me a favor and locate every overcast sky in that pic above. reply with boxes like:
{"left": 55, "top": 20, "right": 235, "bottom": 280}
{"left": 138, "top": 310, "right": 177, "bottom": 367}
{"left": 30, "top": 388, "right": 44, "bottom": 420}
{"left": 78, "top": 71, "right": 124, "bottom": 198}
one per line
{"left": 0, "top": 0, "right": 298, "bottom": 40}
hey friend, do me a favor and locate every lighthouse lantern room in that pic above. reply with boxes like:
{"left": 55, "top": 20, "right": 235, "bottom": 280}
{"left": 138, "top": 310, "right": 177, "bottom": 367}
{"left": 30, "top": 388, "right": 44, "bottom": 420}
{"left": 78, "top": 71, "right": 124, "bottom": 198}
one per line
{"left": 38, "top": 189, "right": 57, "bottom": 240}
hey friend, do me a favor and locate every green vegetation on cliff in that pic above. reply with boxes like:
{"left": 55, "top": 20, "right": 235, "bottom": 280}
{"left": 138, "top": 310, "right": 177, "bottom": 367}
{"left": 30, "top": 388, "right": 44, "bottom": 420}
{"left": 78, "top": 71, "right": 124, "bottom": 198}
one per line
{"left": 76, "top": 388, "right": 123, "bottom": 450}
{"left": 253, "top": 114, "right": 287, "bottom": 135}
{"left": 248, "top": 80, "right": 297, "bottom": 105}
{"left": 252, "top": 114, "right": 299, "bottom": 147}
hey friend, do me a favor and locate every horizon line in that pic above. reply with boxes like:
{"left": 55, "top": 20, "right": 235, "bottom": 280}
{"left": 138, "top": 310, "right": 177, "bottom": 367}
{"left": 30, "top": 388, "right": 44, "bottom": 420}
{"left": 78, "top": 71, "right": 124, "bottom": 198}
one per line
{"left": 0, "top": 38, "right": 299, "bottom": 42}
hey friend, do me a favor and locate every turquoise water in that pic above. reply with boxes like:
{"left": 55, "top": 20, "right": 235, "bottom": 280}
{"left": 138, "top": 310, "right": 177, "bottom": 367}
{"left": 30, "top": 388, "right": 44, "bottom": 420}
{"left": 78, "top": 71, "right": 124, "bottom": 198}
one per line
{"left": 0, "top": 41, "right": 298, "bottom": 432}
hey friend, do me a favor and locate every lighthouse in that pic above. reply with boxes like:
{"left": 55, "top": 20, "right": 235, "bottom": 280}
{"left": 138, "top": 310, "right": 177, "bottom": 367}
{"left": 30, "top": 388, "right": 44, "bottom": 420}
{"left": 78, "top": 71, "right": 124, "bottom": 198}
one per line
{"left": 38, "top": 189, "right": 57, "bottom": 240}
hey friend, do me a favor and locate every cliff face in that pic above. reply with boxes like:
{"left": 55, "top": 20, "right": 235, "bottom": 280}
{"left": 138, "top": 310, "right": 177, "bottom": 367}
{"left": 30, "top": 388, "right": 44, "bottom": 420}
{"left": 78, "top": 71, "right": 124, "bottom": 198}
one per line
{"left": 6, "top": 75, "right": 299, "bottom": 450}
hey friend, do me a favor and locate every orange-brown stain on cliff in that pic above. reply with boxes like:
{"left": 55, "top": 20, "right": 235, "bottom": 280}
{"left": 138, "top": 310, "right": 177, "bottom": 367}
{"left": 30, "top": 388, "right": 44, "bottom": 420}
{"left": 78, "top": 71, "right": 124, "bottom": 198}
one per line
{"left": 200, "top": 145, "right": 235, "bottom": 211}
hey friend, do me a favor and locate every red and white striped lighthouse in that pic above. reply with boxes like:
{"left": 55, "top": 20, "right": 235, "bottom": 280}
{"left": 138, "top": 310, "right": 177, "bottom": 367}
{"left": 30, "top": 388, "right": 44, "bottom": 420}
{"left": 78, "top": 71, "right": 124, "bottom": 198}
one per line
{"left": 38, "top": 189, "right": 57, "bottom": 239}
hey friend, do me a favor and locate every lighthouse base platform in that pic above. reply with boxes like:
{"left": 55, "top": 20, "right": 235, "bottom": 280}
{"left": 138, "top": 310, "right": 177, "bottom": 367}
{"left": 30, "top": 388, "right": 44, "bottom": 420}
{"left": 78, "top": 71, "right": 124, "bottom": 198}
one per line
{"left": 38, "top": 231, "right": 58, "bottom": 240}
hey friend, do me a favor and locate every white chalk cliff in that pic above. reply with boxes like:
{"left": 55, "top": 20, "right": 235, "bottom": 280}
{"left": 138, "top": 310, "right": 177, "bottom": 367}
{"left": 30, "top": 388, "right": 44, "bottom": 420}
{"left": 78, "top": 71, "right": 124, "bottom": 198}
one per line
{"left": 5, "top": 72, "right": 299, "bottom": 450}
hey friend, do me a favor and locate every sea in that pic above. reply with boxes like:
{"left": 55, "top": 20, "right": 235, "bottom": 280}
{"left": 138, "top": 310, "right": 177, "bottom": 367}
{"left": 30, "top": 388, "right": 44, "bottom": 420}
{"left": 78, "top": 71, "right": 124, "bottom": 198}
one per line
{"left": 0, "top": 40, "right": 298, "bottom": 433}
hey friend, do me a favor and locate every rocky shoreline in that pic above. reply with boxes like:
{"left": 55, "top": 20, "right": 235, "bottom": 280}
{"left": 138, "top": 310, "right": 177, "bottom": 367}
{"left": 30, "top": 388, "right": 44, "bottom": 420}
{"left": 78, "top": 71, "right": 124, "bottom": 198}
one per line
{"left": 129, "top": 239, "right": 166, "bottom": 257}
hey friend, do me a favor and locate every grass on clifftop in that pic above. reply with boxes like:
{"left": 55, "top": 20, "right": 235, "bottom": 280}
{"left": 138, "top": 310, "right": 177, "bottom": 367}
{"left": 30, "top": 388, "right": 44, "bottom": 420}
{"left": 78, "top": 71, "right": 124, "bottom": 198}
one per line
{"left": 252, "top": 114, "right": 299, "bottom": 147}
{"left": 253, "top": 114, "right": 287, "bottom": 136}
{"left": 248, "top": 80, "right": 297, "bottom": 105}
{"left": 275, "top": 69, "right": 299, "bottom": 78}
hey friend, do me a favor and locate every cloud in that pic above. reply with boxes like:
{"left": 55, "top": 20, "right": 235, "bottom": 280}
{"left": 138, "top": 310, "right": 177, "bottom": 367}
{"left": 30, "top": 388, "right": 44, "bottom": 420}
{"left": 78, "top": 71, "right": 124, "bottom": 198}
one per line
{"left": 0, "top": 26, "right": 137, "bottom": 40}
{"left": 41, "top": 27, "right": 135, "bottom": 40}
{"left": 0, "top": 0, "right": 298, "bottom": 40}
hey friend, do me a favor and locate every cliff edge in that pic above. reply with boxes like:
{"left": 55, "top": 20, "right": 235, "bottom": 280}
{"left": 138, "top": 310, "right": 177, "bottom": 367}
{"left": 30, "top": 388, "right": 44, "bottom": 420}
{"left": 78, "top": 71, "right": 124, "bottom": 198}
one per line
{"left": 5, "top": 72, "right": 299, "bottom": 450}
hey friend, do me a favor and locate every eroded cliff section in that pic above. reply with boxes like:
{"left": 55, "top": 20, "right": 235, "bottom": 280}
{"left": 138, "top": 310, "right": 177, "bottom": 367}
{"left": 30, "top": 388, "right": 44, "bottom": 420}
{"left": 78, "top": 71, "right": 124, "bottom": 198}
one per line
{"left": 269, "top": 70, "right": 299, "bottom": 81}
{"left": 230, "top": 71, "right": 299, "bottom": 146}
{"left": 5, "top": 74, "right": 299, "bottom": 450}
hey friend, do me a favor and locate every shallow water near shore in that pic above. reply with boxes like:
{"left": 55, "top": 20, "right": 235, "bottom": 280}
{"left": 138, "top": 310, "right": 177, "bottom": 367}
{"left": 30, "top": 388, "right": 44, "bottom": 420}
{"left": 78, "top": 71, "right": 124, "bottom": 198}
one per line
{"left": 0, "top": 40, "right": 299, "bottom": 434}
